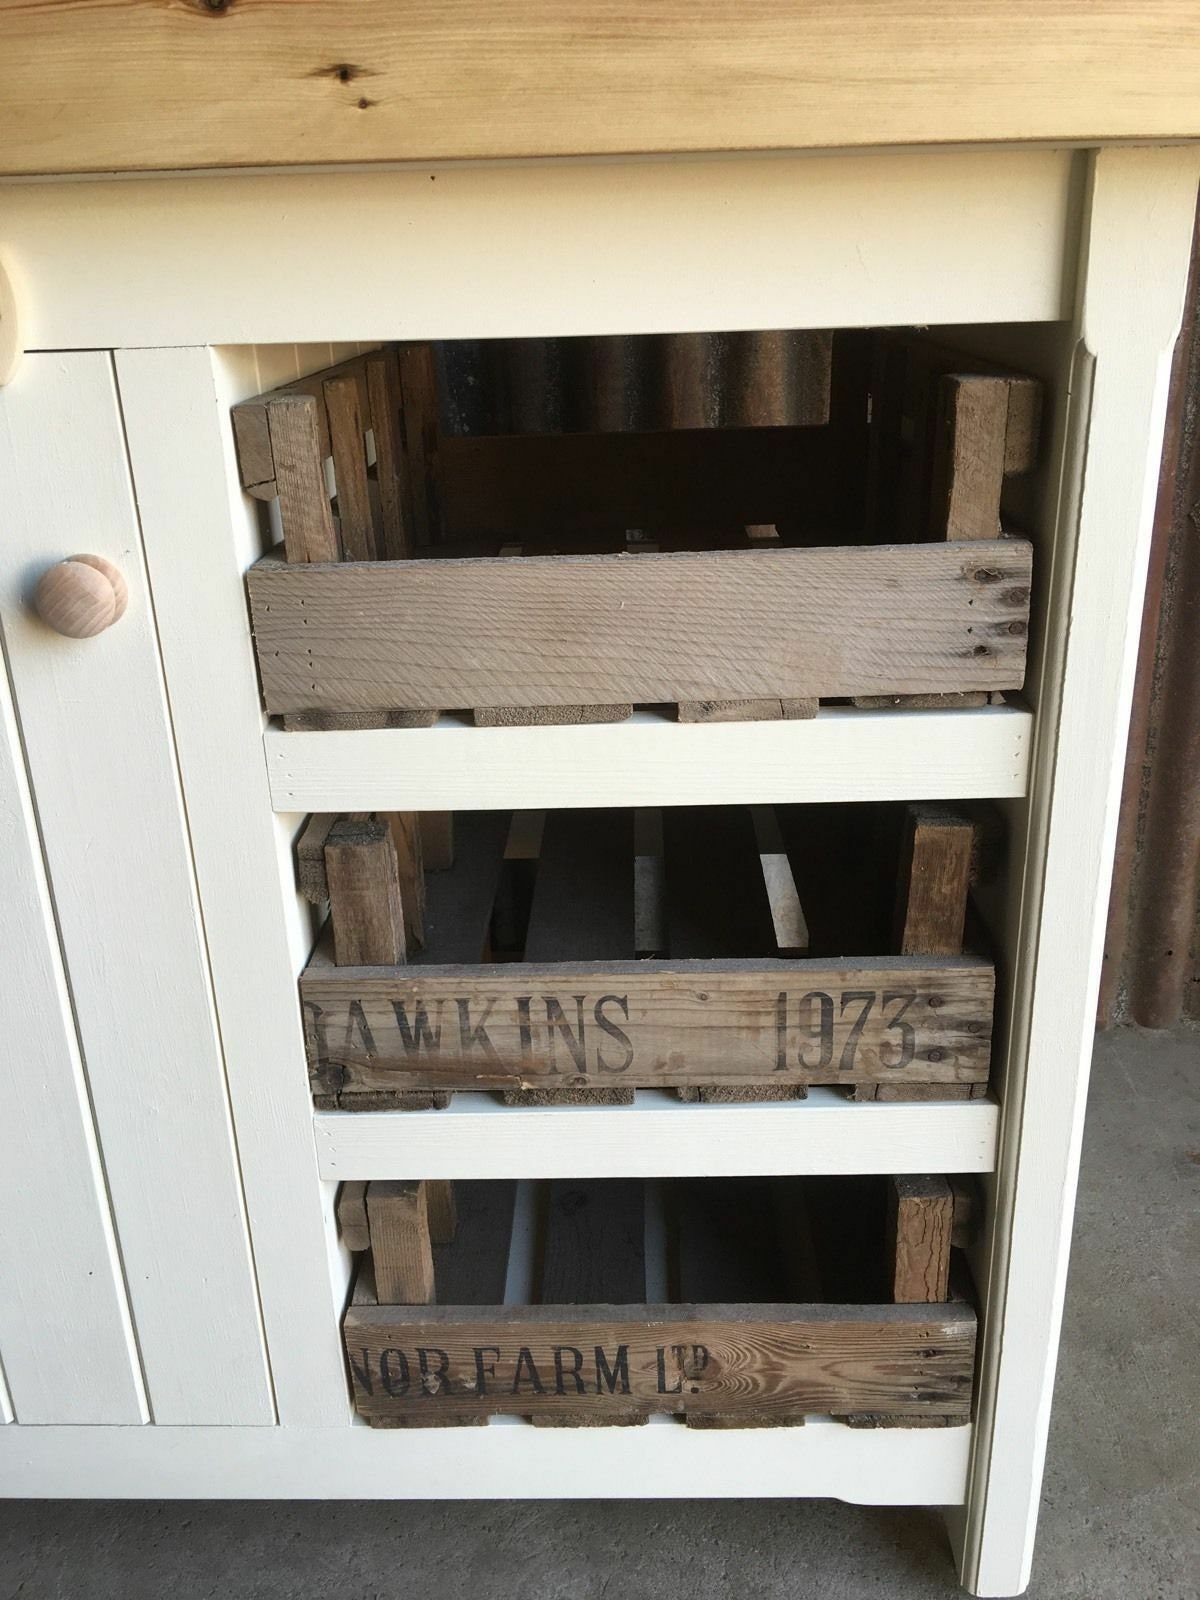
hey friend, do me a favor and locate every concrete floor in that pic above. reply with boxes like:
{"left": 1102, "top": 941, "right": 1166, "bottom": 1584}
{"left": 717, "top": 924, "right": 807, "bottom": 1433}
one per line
{"left": 1, "top": 1025, "right": 1196, "bottom": 1600}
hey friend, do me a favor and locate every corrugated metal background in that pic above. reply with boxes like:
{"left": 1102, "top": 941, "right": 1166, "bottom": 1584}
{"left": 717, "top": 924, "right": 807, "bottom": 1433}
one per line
{"left": 1101, "top": 206, "right": 1200, "bottom": 1028}
{"left": 437, "top": 331, "right": 833, "bottom": 435}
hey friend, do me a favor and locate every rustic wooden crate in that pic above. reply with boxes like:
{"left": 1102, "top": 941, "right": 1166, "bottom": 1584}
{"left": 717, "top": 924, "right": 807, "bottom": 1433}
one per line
{"left": 235, "top": 334, "right": 1038, "bottom": 728}
{"left": 340, "top": 1175, "right": 979, "bottom": 1427}
{"left": 301, "top": 802, "right": 997, "bottom": 1108}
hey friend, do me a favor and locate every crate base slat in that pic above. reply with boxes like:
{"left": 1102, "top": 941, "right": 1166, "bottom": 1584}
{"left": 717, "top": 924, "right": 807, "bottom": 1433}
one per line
{"left": 318, "top": 1080, "right": 982, "bottom": 1112}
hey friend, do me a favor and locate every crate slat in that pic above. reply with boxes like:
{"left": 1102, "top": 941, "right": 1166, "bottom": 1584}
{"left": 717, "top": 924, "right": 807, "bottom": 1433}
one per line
{"left": 302, "top": 954, "right": 993, "bottom": 1094}
{"left": 247, "top": 539, "right": 1033, "bottom": 715}
{"left": 343, "top": 1299, "right": 976, "bottom": 1425}
{"left": 264, "top": 394, "right": 339, "bottom": 564}
{"left": 366, "top": 352, "right": 411, "bottom": 561}
{"left": 324, "top": 373, "right": 378, "bottom": 562}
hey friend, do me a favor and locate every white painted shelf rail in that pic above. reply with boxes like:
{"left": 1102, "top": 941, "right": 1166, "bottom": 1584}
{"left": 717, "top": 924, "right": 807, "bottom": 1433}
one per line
{"left": 313, "top": 1089, "right": 1000, "bottom": 1181}
{"left": 0, "top": 1416, "right": 972, "bottom": 1505}
{"left": 266, "top": 705, "right": 1032, "bottom": 813}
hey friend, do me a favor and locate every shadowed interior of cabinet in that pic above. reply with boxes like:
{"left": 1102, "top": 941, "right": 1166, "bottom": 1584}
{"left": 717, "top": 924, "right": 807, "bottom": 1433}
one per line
{"left": 356, "top": 1177, "right": 900, "bottom": 1309}
{"left": 410, "top": 802, "right": 996, "bottom": 966}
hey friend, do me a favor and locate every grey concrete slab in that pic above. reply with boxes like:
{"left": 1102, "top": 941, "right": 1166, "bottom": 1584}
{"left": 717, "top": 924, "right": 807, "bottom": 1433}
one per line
{"left": 0, "top": 1025, "right": 1195, "bottom": 1599}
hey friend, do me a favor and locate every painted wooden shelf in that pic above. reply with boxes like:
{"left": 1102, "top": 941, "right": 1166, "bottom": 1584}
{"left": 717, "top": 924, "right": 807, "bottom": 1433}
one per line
{"left": 267, "top": 705, "right": 1032, "bottom": 813}
{"left": 312, "top": 1089, "right": 999, "bottom": 1181}
{"left": 0, "top": 1414, "right": 972, "bottom": 1504}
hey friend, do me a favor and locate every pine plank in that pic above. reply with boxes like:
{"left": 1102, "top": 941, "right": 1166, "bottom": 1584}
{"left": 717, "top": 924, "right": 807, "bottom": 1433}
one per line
{"left": 5, "top": 7, "right": 1200, "bottom": 178}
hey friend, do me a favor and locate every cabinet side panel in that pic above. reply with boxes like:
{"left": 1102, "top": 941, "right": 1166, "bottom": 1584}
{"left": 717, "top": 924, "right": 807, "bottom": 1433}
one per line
{"left": 960, "top": 148, "right": 1200, "bottom": 1598}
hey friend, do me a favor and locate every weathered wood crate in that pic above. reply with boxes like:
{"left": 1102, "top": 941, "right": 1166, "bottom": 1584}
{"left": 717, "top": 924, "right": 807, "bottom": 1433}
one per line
{"left": 338, "top": 1173, "right": 979, "bottom": 1427}
{"left": 301, "top": 801, "right": 997, "bottom": 1109}
{"left": 235, "top": 333, "right": 1039, "bottom": 728}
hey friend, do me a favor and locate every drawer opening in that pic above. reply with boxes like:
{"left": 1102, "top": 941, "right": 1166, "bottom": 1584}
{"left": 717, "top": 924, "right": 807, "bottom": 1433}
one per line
{"left": 299, "top": 801, "right": 1000, "bottom": 1109}
{"left": 338, "top": 1174, "right": 980, "bottom": 1428}
{"left": 234, "top": 329, "right": 1040, "bottom": 728}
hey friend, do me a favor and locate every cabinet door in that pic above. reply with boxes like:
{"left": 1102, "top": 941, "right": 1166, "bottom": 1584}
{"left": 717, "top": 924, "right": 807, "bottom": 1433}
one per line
{"left": 0, "top": 624, "right": 145, "bottom": 1424}
{"left": 0, "top": 352, "right": 273, "bottom": 1425}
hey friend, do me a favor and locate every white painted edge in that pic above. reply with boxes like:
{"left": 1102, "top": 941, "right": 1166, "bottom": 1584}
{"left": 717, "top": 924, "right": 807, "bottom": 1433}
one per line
{"left": 0, "top": 254, "right": 19, "bottom": 386}
{"left": 2, "top": 147, "right": 1076, "bottom": 349}
{"left": 0, "top": 1418, "right": 971, "bottom": 1504}
{"left": 267, "top": 706, "right": 1032, "bottom": 813}
{"left": 960, "top": 146, "right": 1200, "bottom": 1599}
{"left": 313, "top": 1089, "right": 999, "bottom": 1180}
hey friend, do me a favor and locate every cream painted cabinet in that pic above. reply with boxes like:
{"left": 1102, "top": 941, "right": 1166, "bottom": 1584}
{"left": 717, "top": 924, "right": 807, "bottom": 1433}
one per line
{"left": 0, "top": 145, "right": 1195, "bottom": 1596}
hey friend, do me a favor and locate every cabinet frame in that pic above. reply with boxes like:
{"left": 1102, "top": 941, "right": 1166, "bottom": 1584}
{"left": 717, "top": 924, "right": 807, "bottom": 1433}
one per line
{"left": 0, "top": 143, "right": 1195, "bottom": 1598}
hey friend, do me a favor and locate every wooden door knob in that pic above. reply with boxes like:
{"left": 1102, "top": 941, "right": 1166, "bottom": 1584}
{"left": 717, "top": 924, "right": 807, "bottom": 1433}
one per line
{"left": 34, "top": 555, "right": 128, "bottom": 638}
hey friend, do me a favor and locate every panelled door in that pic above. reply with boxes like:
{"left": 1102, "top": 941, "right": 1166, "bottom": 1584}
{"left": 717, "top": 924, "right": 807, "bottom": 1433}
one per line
{"left": 0, "top": 351, "right": 274, "bottom": 1425}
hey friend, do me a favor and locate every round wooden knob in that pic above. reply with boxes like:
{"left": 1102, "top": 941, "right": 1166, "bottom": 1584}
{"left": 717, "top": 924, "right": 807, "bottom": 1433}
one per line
{"left": 34, "top": 555, "right": 128, "bottom": 639}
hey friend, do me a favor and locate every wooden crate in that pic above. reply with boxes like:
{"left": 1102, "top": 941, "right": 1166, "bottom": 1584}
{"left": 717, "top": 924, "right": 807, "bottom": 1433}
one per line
{"left": 340, "top": 1175, "right": 979, "bottom": 1427}
{"left": 301, "top": 802, "right": 997, "bottom": 1109}
{"left": 236, "top": 334, "right": 1038, "bottom": 728}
